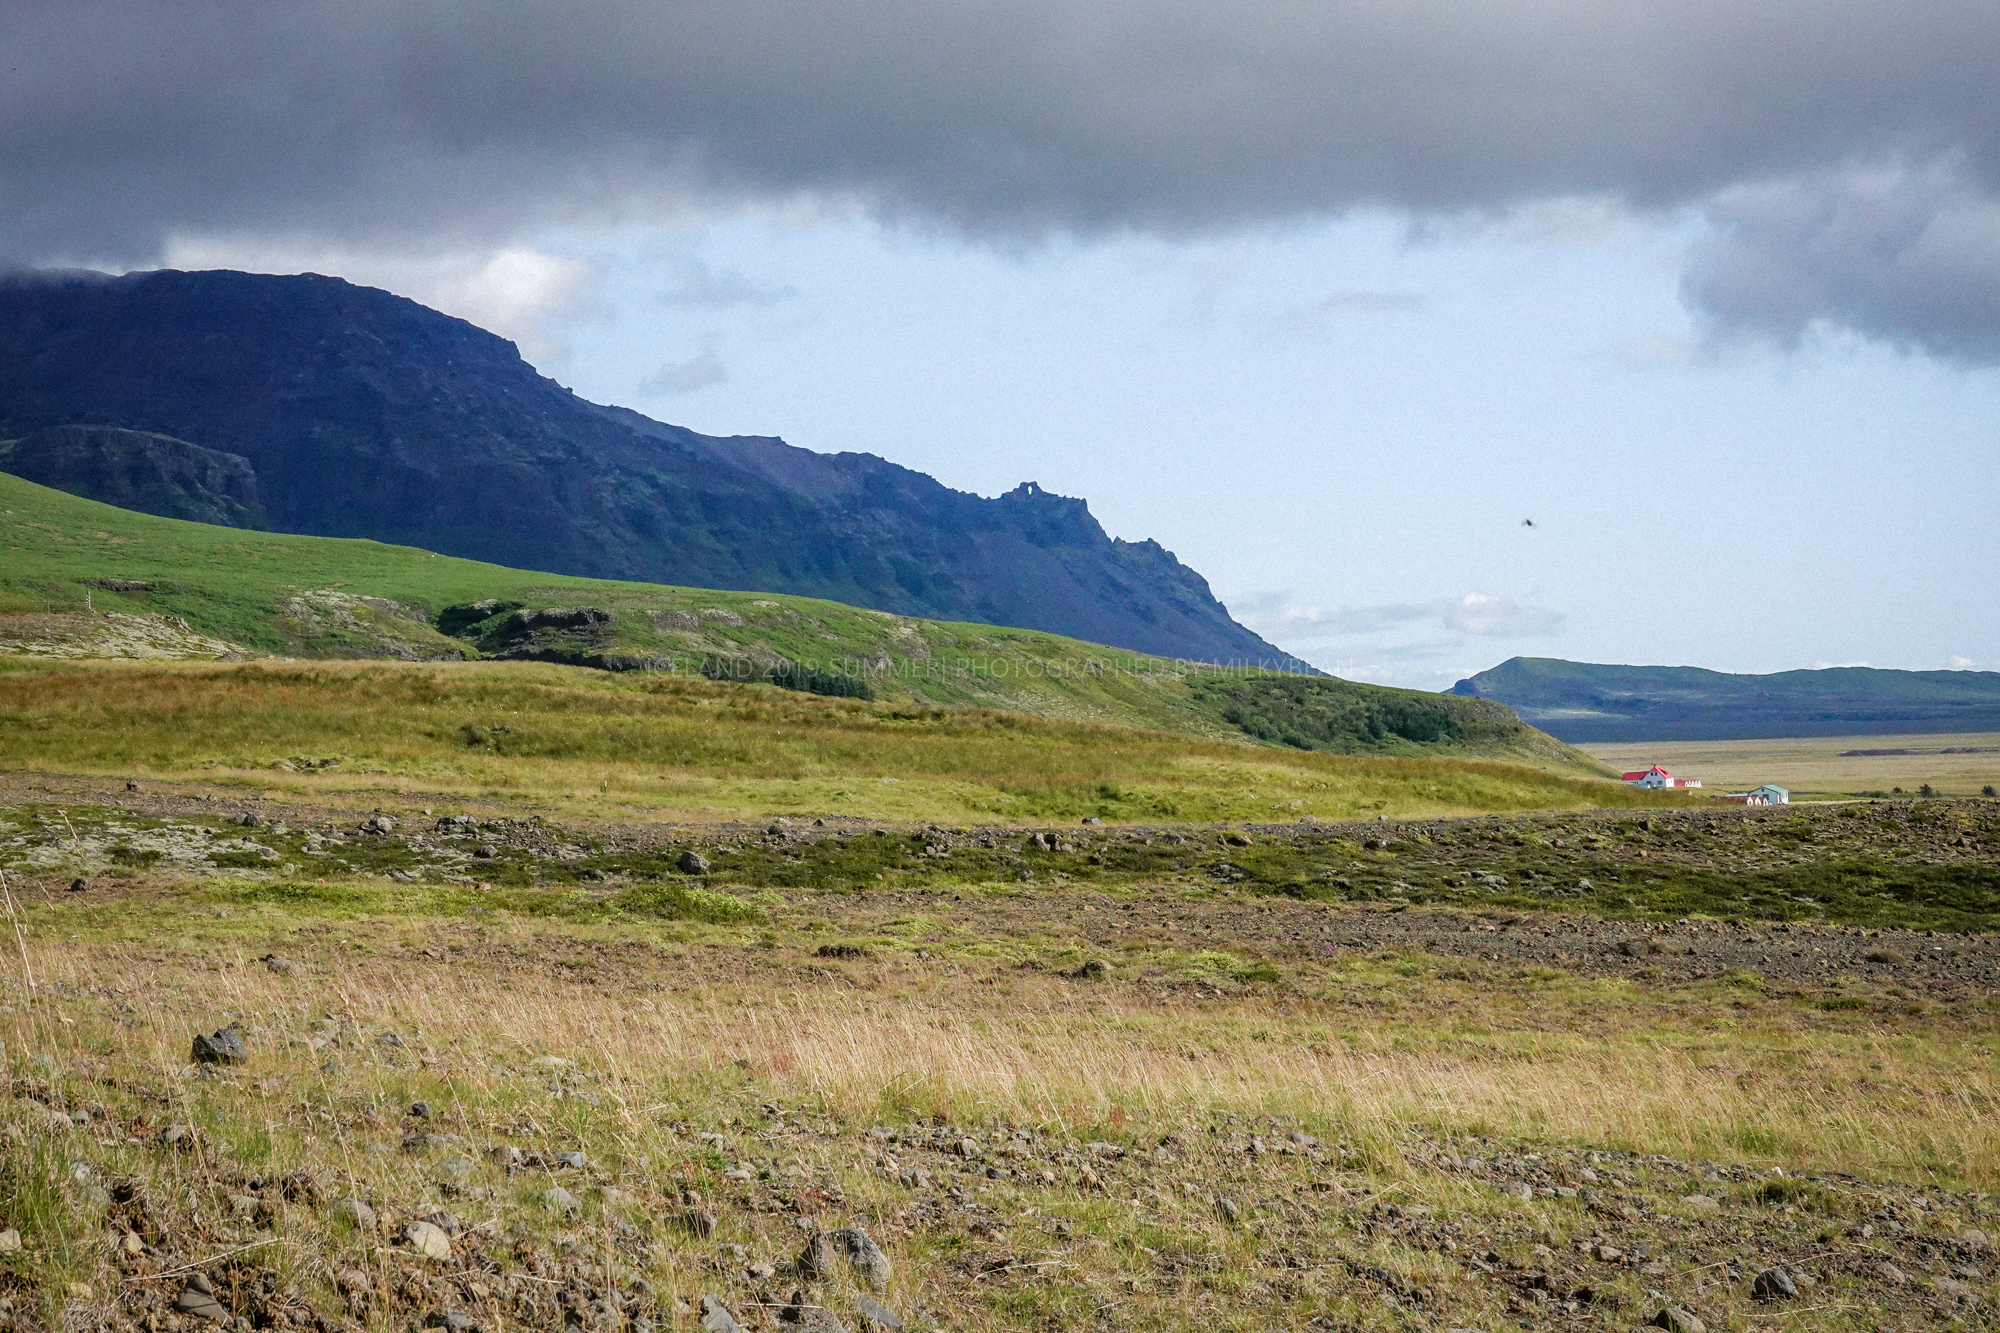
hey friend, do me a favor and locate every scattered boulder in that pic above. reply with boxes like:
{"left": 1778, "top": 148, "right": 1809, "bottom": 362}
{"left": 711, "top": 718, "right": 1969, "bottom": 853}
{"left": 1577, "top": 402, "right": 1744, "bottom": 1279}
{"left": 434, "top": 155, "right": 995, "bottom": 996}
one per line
{"left": 796, "top": 1231, "right": 839, "bottom": 1281}
{"left": 360, "top": 814, "right": 396, "bottom": 835}
{"left": 1651, "top": 1307, "right": 1705, "bottom": 1333}
{"left": 190, "top": 1025, "right": 249, "bottom": 1065}
{"left": 173, "top": 1273, "right": 230, "bottom": 1323}
{"left": 331, "top": 1197, "right": 377, "bottom": 1231}
{"left": 425, "top": 1312, "right": 478, "bottom": 1332}
{"left": 159, "top": 1122, "right": 196, "bottom": 1150}
{"left": 854, "top": 1294, "right": 904, "bottom": 1332}
{"left": 259, "top": 954, "right": 298, "bottom": 975}
{"left": 826, "top": 1228, "right": 892, "bottom": 1291}
{"left": 403, "top": 1218, "right": 453, "bottom": 1261}
{"left": 778, "top": 1288, "right": 850, "bottom": 1332}
{"left": 701, "top": 1295, "right": 744, "bottom": 1333}
{"left": 1753, "top": 1267, "right": 1799, "bottom": 1300}
{"left": 679, "top": 851, "right": 711, "bottom": 875}
{"left": 541, "top": 1186, "right": 579, "bottom": 1214}
{"left": 0, "top": 1229, "right": 19, "bottom": 1254}
{"left": 67, "top": 877, "right": 88, "bottom": 893}
{"left": 681, "top": 1209, "right": 718, "bottom": 1238}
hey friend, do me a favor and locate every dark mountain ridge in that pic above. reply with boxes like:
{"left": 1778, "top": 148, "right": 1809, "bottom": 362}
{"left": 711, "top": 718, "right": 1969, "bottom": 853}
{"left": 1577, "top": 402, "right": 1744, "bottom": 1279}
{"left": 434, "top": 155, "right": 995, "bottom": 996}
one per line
{"left": 0, "top": 267, "right": 1306, "bottom": 669}
{"left": 1452, "top": 656, "right": 2000, "bottom": 742}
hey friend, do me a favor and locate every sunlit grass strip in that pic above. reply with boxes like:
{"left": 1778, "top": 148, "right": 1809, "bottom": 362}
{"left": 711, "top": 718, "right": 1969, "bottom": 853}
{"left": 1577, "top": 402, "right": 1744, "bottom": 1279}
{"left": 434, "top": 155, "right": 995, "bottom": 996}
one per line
{"left": 0, "top": 659, "right": 1687, "bottom": 825}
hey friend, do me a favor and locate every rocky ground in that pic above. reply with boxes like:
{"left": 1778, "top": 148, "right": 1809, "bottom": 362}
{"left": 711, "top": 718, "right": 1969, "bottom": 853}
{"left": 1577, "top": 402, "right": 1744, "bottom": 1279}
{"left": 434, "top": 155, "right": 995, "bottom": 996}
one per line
{"left": 0, "top": 782, "right": 1994, "bottom": 1331}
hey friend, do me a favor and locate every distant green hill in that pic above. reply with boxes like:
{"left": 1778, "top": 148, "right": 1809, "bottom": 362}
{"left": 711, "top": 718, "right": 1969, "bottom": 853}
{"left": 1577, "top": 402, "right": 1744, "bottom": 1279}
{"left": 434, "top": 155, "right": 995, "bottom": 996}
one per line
{"left": 1452, "top": 656, "right": 2000, "bottom": 742}
{"left": 1, "top": 473, "right": 1608, "bottom": 774}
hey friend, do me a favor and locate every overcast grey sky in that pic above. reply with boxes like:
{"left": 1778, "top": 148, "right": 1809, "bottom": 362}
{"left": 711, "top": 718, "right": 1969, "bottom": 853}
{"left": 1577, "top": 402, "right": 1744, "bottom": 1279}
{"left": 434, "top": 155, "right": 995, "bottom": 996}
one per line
{"left": 5, "top": 1, "right": 1996, "bottom": 684}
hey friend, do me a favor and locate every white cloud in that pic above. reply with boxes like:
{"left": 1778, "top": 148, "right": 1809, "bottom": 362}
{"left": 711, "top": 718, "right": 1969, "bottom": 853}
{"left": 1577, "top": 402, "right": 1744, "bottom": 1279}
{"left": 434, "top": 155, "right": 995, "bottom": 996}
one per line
{"left": 1948, "top": 654, "right": 1980, "bottom": 669}
{"left": 1238, "top": 591, "right": 1564, "bottom": 641}
{"left": 154, "top": 237, "right": 599, "bottom": 366}
{"left": 658, "top": 256, "right": 795, "bottom": 308}
{"left": 1608, "top": 333, "right": 1698, "bottom": 370}
{"left": 642, "top": 345, "right": 729, "bottom": 394}
{"left": 1272, "top": 289, "right": 1424, "bottom": 335}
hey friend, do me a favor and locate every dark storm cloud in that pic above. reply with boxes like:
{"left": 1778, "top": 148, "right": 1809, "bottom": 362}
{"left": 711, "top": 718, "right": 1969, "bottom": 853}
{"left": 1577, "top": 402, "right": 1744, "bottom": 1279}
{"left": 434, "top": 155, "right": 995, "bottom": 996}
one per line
{"left": 1685, "top": 159, "right": 2000, "bottom": 364}
{"left": 5, "top": 1, "right": 2000, "bottom": 357}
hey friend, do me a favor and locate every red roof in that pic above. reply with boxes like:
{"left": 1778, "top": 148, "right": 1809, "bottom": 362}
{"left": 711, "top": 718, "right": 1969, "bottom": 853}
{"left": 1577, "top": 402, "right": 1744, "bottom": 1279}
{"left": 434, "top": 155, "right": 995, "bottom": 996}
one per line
{"left": 1622, "top": 766, "right": 1673, "bottom": 781}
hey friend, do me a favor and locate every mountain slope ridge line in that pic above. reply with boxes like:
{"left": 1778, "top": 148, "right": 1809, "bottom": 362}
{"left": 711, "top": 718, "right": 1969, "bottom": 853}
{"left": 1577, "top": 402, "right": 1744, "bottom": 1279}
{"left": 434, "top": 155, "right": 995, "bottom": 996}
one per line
{"left": 0, "top": 266, "right": 1309, "bottom": 670}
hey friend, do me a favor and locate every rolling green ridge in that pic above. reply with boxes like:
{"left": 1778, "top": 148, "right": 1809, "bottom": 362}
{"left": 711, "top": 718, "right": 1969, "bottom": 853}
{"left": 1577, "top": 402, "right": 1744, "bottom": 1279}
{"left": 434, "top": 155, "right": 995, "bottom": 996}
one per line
{"left": 1454, "top": 655, "right": 2000, "bottom": 742}
{"left": 0, "top": 472, "right": 1607, "bottom": 773}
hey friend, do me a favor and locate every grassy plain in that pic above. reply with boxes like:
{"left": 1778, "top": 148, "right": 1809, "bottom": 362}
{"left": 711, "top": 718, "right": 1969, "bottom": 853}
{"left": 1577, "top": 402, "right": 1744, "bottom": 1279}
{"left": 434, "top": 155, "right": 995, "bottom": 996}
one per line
{"left": 0, "top": 817, "right": 1993, "bottom": 1333}
{"left": 0, "top": 658, "right": 1674, "bottom": 826}
{"left": 1583, "top": 732, "right": 2000, "bottom": 798}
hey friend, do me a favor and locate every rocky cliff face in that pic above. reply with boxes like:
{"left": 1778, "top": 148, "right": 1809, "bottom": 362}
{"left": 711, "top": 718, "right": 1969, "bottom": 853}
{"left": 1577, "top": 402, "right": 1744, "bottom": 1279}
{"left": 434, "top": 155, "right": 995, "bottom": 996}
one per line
{"left": 0, "top": 425, "right": 265, "bottom": 528}
{"left": 0, "top": 268, "right": 1307, "bottom": 668}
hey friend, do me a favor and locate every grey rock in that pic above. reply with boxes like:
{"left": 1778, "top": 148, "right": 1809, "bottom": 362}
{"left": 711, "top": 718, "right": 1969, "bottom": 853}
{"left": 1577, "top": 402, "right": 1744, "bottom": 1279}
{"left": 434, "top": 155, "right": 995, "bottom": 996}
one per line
{"left": 361, "top": 814, "right": 396, "bottom": 834}
{"left": 174, "top": 1282, "right": 231, "bottom": 1322}
{"left": 409, "top": 1100, "right": 431, "bottom": 1118}
{"left": 160, "top": 1122, "right": 195, "bottom": 1149}
{"left": 553, "top": 1150, "right": 586, "bottom": 1169}
{"left": 331, "top": 1197, "right": 377, "bottom": 1231}
{"left": 437, "top": 1156, "right": 474, "bottom": 1182}
{"left": 541, "top": 1186, "right": 579, "bottom": 1213}
{"left": 422, "top": 1210, "right": 462, "bottom": 1238}
{"left": 796, "top": 1231, "right": 839, "bottom": 1281}
{"left": 236, "top": 812, "right": 260, "bottom": 828}
{"left": 854, "top": 1294, "right": 904, "bottom": 1332}
{"left": 681, "top": 1209, "right": 717, "bottom": 1237}
{"left": 701, "top": 1295, "right": 744, "bottom": 1333}
{"left": 1933, "top": 1273, "right": 1979, "bottom": 1304}
{"left": 679, "top": 851, "right": 711, "bottom": 875}
{"left": 425, "top": 1312, "right": 478, "bottom": 1331}
{"left": 779, "top": 1288, "right": 850, "bottom": 1332}
{"left": 68, "top": 877, "right": 88, "bottom": 893}
{"left": 1217, "top": 1196, "right": 1242, "bottom": 1225}
{"left": 190, "top": 1025, "right": 249, "bottom": 1065}
{"left": 1753, "top": 1267, "right": 1798, "bottom": 1300}
{"left": 827, "top": 1227, "right": 892, "bottom": 1291}
{"left": 0, "top": 1229, "right": 19, "bottom": 1253}
{"left": 259, "top": 954, "right": 298, "bottom": 975}
{"left": 1650, "top": 1307, "right": 1706, "bottom": 1333}
{"left": 403, "top": 1219, "right": 453, "bottom": 1261}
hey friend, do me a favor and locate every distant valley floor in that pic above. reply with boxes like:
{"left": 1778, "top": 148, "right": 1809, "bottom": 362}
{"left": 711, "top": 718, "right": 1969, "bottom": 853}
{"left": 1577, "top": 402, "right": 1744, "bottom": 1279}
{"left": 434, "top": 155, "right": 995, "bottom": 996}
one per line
{"left": 1582, "top": 732, "right": 2000, "bottom": 798}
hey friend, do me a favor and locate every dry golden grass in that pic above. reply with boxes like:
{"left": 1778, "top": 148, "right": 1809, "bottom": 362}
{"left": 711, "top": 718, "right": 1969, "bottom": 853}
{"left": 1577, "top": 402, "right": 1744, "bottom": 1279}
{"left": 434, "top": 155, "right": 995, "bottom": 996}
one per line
{"left": 2, "top": 881, "right": 1996, "bottom": 1331}
{"left": 11, "top": 928, "right": 1995, "bottom": 1192}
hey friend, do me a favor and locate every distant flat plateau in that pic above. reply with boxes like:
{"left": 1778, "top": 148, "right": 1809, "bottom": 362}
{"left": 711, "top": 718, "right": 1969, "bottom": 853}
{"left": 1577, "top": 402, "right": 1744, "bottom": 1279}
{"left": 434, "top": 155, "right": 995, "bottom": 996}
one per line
{"left": 1580, "top": 731, "right": 2000, "bottom": 797}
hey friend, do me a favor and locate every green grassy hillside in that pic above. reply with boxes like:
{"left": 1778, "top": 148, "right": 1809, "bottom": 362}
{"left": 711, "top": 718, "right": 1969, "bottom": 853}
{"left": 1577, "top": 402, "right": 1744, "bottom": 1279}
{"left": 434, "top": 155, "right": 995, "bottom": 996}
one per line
{"left": 0, "top": 472, "right": 1606, "bottom": 774}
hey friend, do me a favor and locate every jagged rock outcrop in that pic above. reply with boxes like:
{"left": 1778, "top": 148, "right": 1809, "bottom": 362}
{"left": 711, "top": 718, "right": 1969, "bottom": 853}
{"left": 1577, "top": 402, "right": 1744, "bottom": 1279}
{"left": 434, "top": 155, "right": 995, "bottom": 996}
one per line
{"left": 0, "top": 423, "right": 265, "bottom": 528}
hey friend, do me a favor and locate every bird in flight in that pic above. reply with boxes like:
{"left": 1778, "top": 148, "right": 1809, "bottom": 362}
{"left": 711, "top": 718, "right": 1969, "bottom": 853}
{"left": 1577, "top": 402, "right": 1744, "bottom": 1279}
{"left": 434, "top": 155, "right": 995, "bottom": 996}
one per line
{"left": 1522, "top": 518, "right": 1535, "bottom": 527}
